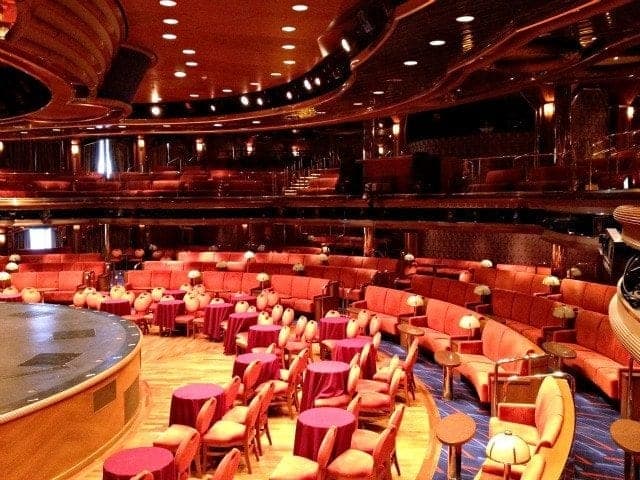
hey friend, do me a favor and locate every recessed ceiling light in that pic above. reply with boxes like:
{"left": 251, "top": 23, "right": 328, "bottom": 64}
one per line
{"left": 95, "top": 125, "right": 104, "bottom": 129}
{"left": 85, "top": 127, "right": 94, "bottom": 130}
{"left": 159, "top": 0, "right": 176, "bottom": 6}
{"left": 52, "top": 128, "right": 61, "bottom": 132}
{"left": 283, "top": 60, "right": 296, "bottom": 65}
{"left": 182, "top": 49, "right": 196, "bottom": 55}
{"left": 292, "top": 4, "right": 308, "bottom": 12}
{"left": 314, "top": 77, "right": 321, "bottom": 86}
{"left": 162, "top": 33, "right": 177, "bottom": 40}
{"left": 282, "top": 44, "right": 296, "bottom": 50}
{"left": 353, "top": 102, "right": 363, "bottom": 106}
{"left": 185, "top": 61, "right": 198, "bottom": 67}
{"left": 286, "top": 91, "right": 293, "bottom": 100}
{"left": 189, "top": 93, "right": 199, "bottom": 98}
{"left": 163, "top": 124, "right": 171, "bottom": 128}
{"left": 303, "top": 78, "right": 312, "bottom": 90}
{"left": 174, "top": 71, "right": 186, "bottom": 78}
{"left": 151, "top": 105, "right": 161, "bottom": 116}
{"left": 341, "top": 38, "right": 351, "bottom": 53}
{"left": 271, "top": 72, "right": 282, "bottom": 77}
{"left": 372, "top": 90, "right": 384, "bottom": 95}
{"left": 252, "top": 120, "right": 261, "bottom": 124}
{"left": 282, "top": 26, "right": 296, "bottom": 32}
{"left": 256, "top": 97, "right": 264, "bottom": 106}
{"left": 222, "top": 88, "right": 233, "bottom": 93}
{"left": 403, "top": 60, "right": 418, "bottom": 66}
{"left": 163, "top": 18, "right": 178, "bottom": 25}
{"left": 614, "top": 56, "right": 620, "bottom": 61}
{"left": 240, "top": 95, "right": 249, "bottom": 106}
{"left": 249, "top": 82, "right": 261, "bottom": 87}
{"left": 118, "top": 125, "right": 127, "bottom": 129}
{"left": 20, "top": 130, "right": 28, "bottom": 134}
{"left": 429, "top": 39, "right": 446, "bottom": 46}
{"left": 456, "top": 15, "right": 474, "bottom": 22}
{"left": 210, "top": 105, "right": 216, "bottom": 112}
{"left": 213, "top": 123, "right": 223, "bottom": 127}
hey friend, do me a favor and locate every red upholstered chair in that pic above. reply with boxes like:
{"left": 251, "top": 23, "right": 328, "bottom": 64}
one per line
{"left": 173, "top": 427, "right": 201, "bottom": 480}
{"left": 359, "top": 368, "right": 403, "bottom": 420}
{"left": 153, "top": 397, "right": 217, "bottom": 477}
{"left": 122, "top": 292, "right": 153, "bottom": 334}
{"left": 261, "top": 354, "right": 306, "bottom": 418}
{"left": 313, "top": 365, "right": 360, "bottom": 409}
{"left": 285, "top": 320, "right": 318, "bottom": 364}
{"left": 238, "top": 360, "right": 263, "bottom": 405}
{"left": 256, "top": 292, "right": 269, "bottom": 311}
{"left": 373, "top": 337, "right": 419, "bottom": 404}
{"left": 270, "top": 425, "right": 337, "bottom": 480}
{"left": 209, "top": 448, "right": 241, "bottom": 480}
{"left": 223, "top": 375, "right": 243, "bottom": 411}
{"left": 271, "top": 304, "right": 284, "bottom": 323}
{"left": 350, "top": 405, "right": 405, "bottom": 476}
{"left": 326, "top": 425, "right": 396, "bottom": 480}
{"left": 202, "top": 393, "right": 261, "bottom": 474}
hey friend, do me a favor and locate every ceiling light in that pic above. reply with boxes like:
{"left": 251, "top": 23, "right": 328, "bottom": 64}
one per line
{"left": 286, "top": 91, "right": 293, "bottom": 100}
{"left": 256, "top": 97, "right": 264, "bottom": 106}
{"left": 430, "top": 39, "right": 446, "bottom": 46}
{"left": 372, "top": 90, "right": 384, "bottom": 95}
{"left": 271, "top": 72, "right": 282, "bottom": 77}
{"left": 213, "top": 123, "right": 223, "bottom": 127}
{"left": 185, "top": 61, "right": 198, "bottom": 67}
{"left": 353, "top": 102, "right": 363, "bottom": 106}
{"left": 163, "top": 18, "right": 178, "bottom": 25}
{"left": 292, "top": 4, "right": 308, "bottom": 12}
{"left": 182, "top": 49, "right": 196, "bottom": 55}
{"left": 174, "top": 71, "right": 186, "bottom": 77}
{"left": 95, "top": 125, "right": 104, "bottom": 129}
{"left": 20, "top": 130, "right": 28, "bottom": 134}
{"left": 303, "top": 79, "right": 312, "bottom": 90}
{"left": 283, "top": 60, "right": 296, "bottom": 65}
{"left": 282, "top": 26, "right": 296, "bottom": 32}
{"left": 85, "top": 127, "right": 94, "bottom": 130}
{"left": 52, "top": 128, "right": 61, "bottom": 132}
{"left": 163, "top": 124, "right": 171, "bottom": 128}
{"left": 162, "top": 33, "right": 177, "bottom": 40}
{"left": 250, "top": 82, "right": 261, "bottom": 86}
{"left": 118, "top": 125, "right": 126, "bottom": 129}
{"left": 189, "top": 93, "right": 199, "bottom": 98}
{"left": 614, "top": 56, "right": 620, "bottom": 61}
{"left": 240, "top": 95, "right": 250, "bottom": 106}
{"left": 150, "top": 105, "right": 161, "bottom": 116}
{"left": 456, "top": 15, "right": 475, "bottom": 22}
{"left": 222, "top": 88, "right": 233, "bottom": 93}
{"left": 252, "top": 120, "right": 261, "bottom": 124}
{"left": 314, "top": 77, "right": 321, "bottom": 86}
{"left": 210, "top": 104, "right": 216, "bottom": 112}
{"left": 341, "top": 38, "right": 351, "bottom": 53}
{"left": 403, "top": 60, "right": 418, "bottom": 66}
{"left": 159, "top": 0, "right": 176, "bottom": 6}
{"left": 282, "top": 44, "right": 296, "bottom": 50}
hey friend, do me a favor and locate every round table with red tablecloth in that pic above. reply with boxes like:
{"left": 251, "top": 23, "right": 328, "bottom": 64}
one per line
{"left": 169, "top": 382, "right": 226, "bottom": 429}
{"left": 299, "top": 360, "right": 350, "bottom": 411}
{"left": 224, "top": 311, "right": 259, "bottom": 354}
{"left": 232, "top": 352, "right": 280, "bottom": 385}
{"left": 154, "top": 300, "right": 185, "bottom": 334}
{"left": 202, "top": 302, "right": 234, "bottom": 340}
{"left": 318, "top": 316, "right": 349, "bottom": 340}
{"left": 247, "top": 324, "right": 282, "bottom": 350}
{"left": 102, "top": 446, "right": 175, "bottom": 480}
{"left": 100, "top": 298, "right": 131, "bottom": 316}
{"left": 332, "top": 336, "right": 376, "bottom": 378}
{"left": 294, "top": 407, "right": 356, "bottom": 462}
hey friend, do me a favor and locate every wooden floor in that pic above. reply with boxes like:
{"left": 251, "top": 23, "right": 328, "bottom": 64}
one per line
{"left": 70, "top": 332, "right": 440, "bottom": 479}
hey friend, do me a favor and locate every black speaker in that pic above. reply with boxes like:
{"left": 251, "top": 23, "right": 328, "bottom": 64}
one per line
{"left": 98, "top": 46, "right": 155, "bottom": 104}
{"left": 413, "top": 153, "right": 441, "bottom": 193}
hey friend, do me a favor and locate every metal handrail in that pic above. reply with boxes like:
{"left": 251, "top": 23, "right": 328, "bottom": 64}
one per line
{"left": 491, "top": 352, "right": 549, "bottom": 416}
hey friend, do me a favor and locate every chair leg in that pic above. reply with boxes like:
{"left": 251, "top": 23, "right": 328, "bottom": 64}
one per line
{"left": 256, "top": 425, "right": 263, "bottom": 456}
{"left": 404, "top": 378, "right": 411, "bottom": 406}
{"left": 393, "top": 452, "right": 401, "bottom": 475}
{"left": 264, "top": 419, "right": 273, "bottom": 445}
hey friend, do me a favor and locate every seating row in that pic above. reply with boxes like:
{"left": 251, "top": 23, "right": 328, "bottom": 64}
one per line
{"left": 17, "top": 261, "right": 106, "bottom": 274}
{"left": 545, "top": 277, "right": 616, "bottom": 315}
{"left": 468, "top": 166, "right": 573, "bottom": 192}
{"left": 466, "top": 268, "right": 549, "bottom": 296}
{"left": 409, "top": 274, "right": 481, "bottom": 308}
{"left": 10, "top": 270, "right": 85, "bottom": 303}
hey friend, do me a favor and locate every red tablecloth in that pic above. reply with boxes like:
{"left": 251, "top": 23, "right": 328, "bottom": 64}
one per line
{"left": 232, "top": 352, "right": 279, "bottom": 385}
{"left": 203, "top": 302, "right": 234, "bottom": 340}
{"left": 299, "top": 360, "right": 350, "bottom": 411}
{"left": 100, "top": 298, "right": 131, "bottom": 316}
{"left": 332, "top": 337, "right": 376, "bottom": 378}
{"left": 169, "top": 382, "right": 226, "bottom": 428}
{"left": 319, "top": 316, "right": 349, "bottom": 340}
{"left": 164, "top": 289, "right": 187, "bottom": 300}
{"left": 0, "top": 293, "right": 22, "bottom": 302}
{"left": 224, "top": 311, "right": 259, "bottom": 355}
{"left": 230, "top": 292, "right": 256, "bottom": 304}
{"left": 154, "top": 300, "right": 185, "bottom": 332}
{"left": 247, "top": 324, "right": 281, "bottom": 350}
{"left": 102, "top": 446, "right": 175, "bottom": 480}
{"left": 294, "top": 407, "right": 356, "bottom": 461}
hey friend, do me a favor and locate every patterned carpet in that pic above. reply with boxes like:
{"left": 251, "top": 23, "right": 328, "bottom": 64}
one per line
{"left": 380, "top": 341, "right": 625, "bottom": 479}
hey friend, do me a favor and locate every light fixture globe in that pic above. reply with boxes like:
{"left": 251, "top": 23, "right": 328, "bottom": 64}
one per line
{"left": 473, "top": 284, "right": 491, "bottom": 296}
{"left": 243, "top": 250, "right": 255, "bottom": 260}
{"left": 542, "top": 275, "right": 561, "bottom": 293}
{"left": 480, "top": 259, "right": 493, "bottom": 268}
{"left": 459, "top": 314, "right": 480, "bottom": 340}
{"left": 0, "top": 271, "right": 11, "bottom": 288}
{"left": 486, "top": 430, "right": 531, "bottom": 479}
{"left": 406, "top": 294, "right": 424, "bottom": 315}
{"left": 188, "top": 269, "right": 203, "bottom": 286}
{"left": 320, "top": 245, "right": 330, "bottom": 254}
{"left": 8, "top": 254, "right": 21, "bottom": 263}
{"left": 552, "top": 304, "right": 576, "bottom": 320}
{"left": 5, "top": 262, "right": 19, "bottom": 273}
{"left": 403, "top": 253, "right": 415, "bottom": 262}
{"left": 318, "top": 253, "right": 329, "bottom": 264}
{"left": 256, "top": 272, "right": 270, "bottom": 289}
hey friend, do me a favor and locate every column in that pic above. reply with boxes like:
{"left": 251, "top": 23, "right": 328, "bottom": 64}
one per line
{"left": 551, "top": 243, "right": 566, "bottom": 278}
{"left": 392, "top": 115, "right": 406, "bottom": 157}
{"left": 103, "top": 223, "right": 110, "bottom": 257}
{"left": 70, "top": 139, "right": 81, "bottom": 174}
{"left": 135, "top": 135, "right": 146, "bottom": 172}
{"left": 363, "top": 226, "right": 374, "bottom": 256}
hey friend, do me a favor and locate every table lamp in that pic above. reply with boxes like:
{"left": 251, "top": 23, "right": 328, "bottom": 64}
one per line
{"left": 459, "top": 314, "right": 480, "bottom": 340}
{"left": 321, "top": 245, "right": 330, "bottom": 254}
{"left": 486, "top": 430, "right": 531, "bottom": 480}
{"left": 5, "top": 261, "right": 18, "bottom": 273}
{"left": 542, "top": 275, "right": 560, "bottom": 293}
{"left": 403, "top": 253, "right": 415, "bottom": 262}
{"left": 473, "top": 284, "right": 491, "bottom": 303}
{"left": 256, "top": 272, "right": 270, "bottom": 290}
{"left": 480, "top": 259, "right": 493, "bottom": 268}
{"left": 0, "top": 271, "right": 10, "bottom": 289}
{"left": 406, "top": 294, "right": 424, "bottom": 316}
{"left": 187, "top": 269, "right": 202, "bottom": 286}
{"left": 318, "top": 253, "right": 329, "bottom": 264}
{"left": 552, "top": 304, "right": 576, "bottom": 324}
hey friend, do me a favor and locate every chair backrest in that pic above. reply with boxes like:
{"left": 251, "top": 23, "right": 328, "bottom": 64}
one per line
{"left": 405, "top": 338, "right": 419, "bottom": 369}
{"left": 347, "top": 393, "right": 362, "bottom": 421}
{"left": 359, "top": 343, "right": 372, "bottom": 372}
{"left": 258, "top": 381, "right": 275, "bottom": 424}
{"left": 264, "top": 342, "right": 276, "bottom": 354}
{"left": 256, "top": 292, "right": 268, "bottom": 311}
{"left": 372, "top": 426, "right": 397, "bottom": 466}
{"left": 209, "top": 448, "right": 241, "bottom": 480}
{"left": 325, "top": 309, "right": 341, "bottom": 318}
{"left": 235, "top": 300, "right": 249, "bottom": 313}
{"left": 372, "top": 331, "right": 381, "bottom": 350}
{"left": 303, "top": 320, "right": 318, "bottom": 342}
{"left": 257, "top": 311, "right": 273, "bottom": 325}
{"left": 278, "top": 325, "right": 291, "bottom": 348}
{"left": 174, "top": 427, "right": 200, "bottom": 480}
{"left": 369, "top": 315, "right": 381, "bottom": 336}
{"left": 224, "top": 375, "right": 242, "bottom": 410}
{"left": 388, "top": 368, "right": 404, "bottom": 400}
{"left": 316, "top": 425, "right": 338, "bottom": 471}
{"left": 244, "top": 392, "right": 262, "bottom": 432}
{"left": 194, "top": 397, "right": 218, "bottom": 435}
{"left": 349, "top": 352, "right": 361, "bottom": 369}
{"left": 347, "top": 365, "right": 361, "bottom": 395}
{"left": 294, "top": 315, "right": 308, "bottom": 338}
{"left": 357, "top": 309, "right": 370, "bottom": 331}
{"left": 247, "top": 305, "right": 257, "bottom": 312}
{"left": 346, "top": 319, "right": 359, "bottom": 338}
{"left": 282, "top": 307, "right": 295, "bottom": 326}
{"left": 388, "top": 404, "right": 405, "bottom": 433}
{"left": 211, "top": 297, "right": 225, "bottom": 304}
{"left": 129, "top": 471, "right": 154, "bottom": 480}
{"left": 271, "top": 304, "right": 284, "bottom": 322}
{"left": 267, "top": 290, "right": 280, "bottom": 307}
{"left": 243, "top": 360, "right": 263, "bottom": 391}
{"left": 287, "top": 356, "right": 306, "bottom": 387}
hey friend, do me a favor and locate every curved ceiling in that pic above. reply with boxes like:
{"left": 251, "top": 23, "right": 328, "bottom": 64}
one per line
{"left": 0, "top": 0, "right": 639, "bottom": 140}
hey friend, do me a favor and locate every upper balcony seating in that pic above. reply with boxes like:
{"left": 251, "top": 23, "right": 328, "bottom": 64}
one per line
{"left": 409, "top": 275, "right": 480, "bottom": 308}
{"left": 468, "top": 168, "right": 524, "bottom": 192}
{"left": 414, "top": 257, "right": 482, "bottom": 278}
{"left": 467, "top": 268, "right": 549, "bottom": 296}
{"left": 517, "top": 166, "right": 572, "bottom": 191}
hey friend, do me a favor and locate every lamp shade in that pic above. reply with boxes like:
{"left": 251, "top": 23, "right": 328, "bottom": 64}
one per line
{"left": 8, "top": 254, "right": 21, "bottom": 263}
{"left": 256, "top": 272, "right": 270, "bottom": 283}
{"left": 552, "top": 304, "right": 576, "bottom": 320}
{"left": 403, "top": 253, "right": 415, "bottom": 262}
{"left": 568, "top": 266, "right": 582, "bottom": 278}
{"left": 0, "top": 271, "right": 10, "bottom": 281}
{"left": 5, "top": 262, "right": 18, "bottom": 273}
{"left": 473, "top": 284, "right": 491, "bottom": 296}
{"left": 243, "top": 250, "right": 255, "bottom": 260}
{"left": 480, "top": 259, "right": 493, "bottom": 268}
{"left": 459, "top": 314, "right": 480, "bottom": 330}
{"left": 486, "top": 430, "right": 531, "bottom": 466}
{"left": 318, "top": 253, "right": 329, "bottom": 262}
{"left": 321, "top": 245, "right": 330, "bottom": 254}
{"left": 406, "top": 294, "right": 424, "bottom": 308}
{"left": 542, "top": 275, "right": 560, "bottom": 287}
{"left": 187, "top": 269, "right": 202, "bottom": 279}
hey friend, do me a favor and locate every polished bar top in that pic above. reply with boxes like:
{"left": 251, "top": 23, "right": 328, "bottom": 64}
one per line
{"left": 0, "top": 303, "right": 141, "bottom": 420}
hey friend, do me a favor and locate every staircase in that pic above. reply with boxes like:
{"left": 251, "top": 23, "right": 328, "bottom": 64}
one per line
{"left": 283, "top": 170, "right": 331, "bottom": 196}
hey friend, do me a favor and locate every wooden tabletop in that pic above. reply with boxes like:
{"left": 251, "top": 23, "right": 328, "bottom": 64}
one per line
{"left": 611, "top": 418, "right": 640, "bottom": 453}
{"left": 436, "top": 413, "right": 476, "bottom": 445}
{"left": 542, "top": 341, "right": 577, "bottom": 359}
{"left": 434, "top": 350, "right": 461, "bottom": 368}
{"left": 397, "top": 323, "right": 425, "bottom": 337}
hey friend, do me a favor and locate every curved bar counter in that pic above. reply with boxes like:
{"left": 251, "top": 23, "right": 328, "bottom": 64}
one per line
{"left": 0, "top": 303, "right": 142, "bottom": 480}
